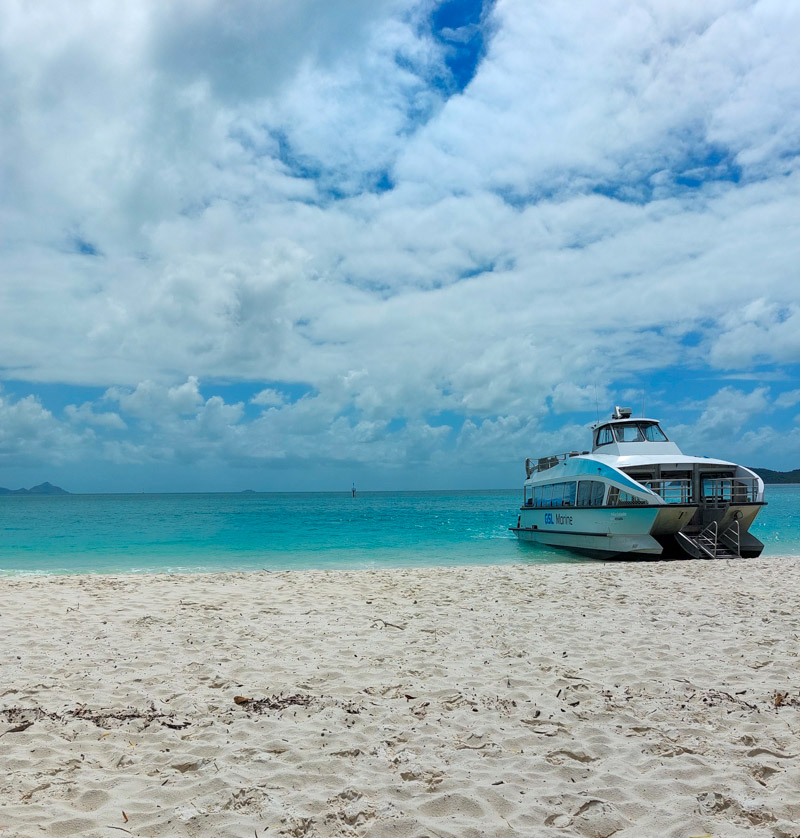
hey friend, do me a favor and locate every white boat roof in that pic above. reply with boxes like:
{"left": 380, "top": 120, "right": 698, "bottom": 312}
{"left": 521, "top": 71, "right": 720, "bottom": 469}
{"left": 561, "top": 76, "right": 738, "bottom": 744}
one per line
{"left": 525, "top": 407, "right": 757, "bottom": 478}
{"left": 589, "top": 453, "right": 738, "bottom": 468}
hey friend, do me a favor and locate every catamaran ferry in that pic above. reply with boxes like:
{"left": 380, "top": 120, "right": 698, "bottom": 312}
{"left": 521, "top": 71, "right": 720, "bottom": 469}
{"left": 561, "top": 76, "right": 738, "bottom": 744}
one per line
{"left": 511, "top": 407, "right": 766, "bottom": 559}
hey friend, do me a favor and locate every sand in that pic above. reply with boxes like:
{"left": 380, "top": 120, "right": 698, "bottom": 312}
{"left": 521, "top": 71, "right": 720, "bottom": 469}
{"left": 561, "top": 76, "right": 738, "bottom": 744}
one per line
{"left": 1, "top": 558, "right": 800, "bottom": 838}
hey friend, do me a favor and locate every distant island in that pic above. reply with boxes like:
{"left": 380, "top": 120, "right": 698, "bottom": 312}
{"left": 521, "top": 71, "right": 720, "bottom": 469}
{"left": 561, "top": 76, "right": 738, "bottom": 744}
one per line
{"left": 0, "top": 482, "right": 69, "bottom": 495}
{"left": 751, "top": 468, "right": 800, "bottom": 485}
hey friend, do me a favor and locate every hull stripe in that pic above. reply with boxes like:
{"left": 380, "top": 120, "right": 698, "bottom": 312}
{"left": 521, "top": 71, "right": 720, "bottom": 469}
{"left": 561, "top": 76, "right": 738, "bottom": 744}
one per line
{"left": 510, "top": 527, "right": 612, "bottom": 538}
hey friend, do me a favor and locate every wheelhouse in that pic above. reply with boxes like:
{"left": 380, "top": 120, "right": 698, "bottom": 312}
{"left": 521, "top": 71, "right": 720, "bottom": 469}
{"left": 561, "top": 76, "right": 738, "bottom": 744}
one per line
{"left": 594, "top": 420, "right": 669, "bottom": 448}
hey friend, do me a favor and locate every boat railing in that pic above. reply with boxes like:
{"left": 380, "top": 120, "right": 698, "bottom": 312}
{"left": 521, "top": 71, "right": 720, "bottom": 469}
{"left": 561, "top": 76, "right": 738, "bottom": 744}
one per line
{"left": 525, "top": 452, "right": 587, "bottom": 478}
{"left": 720, "top": 519, "right": 741, "bottom": 555}
{"left": 701, "top": 478, "right": 759, "bottom": 507}
{"left": 642, "top": 479, "right": 693, "bottom": 504}
{"left": 696, "top": 522, "right": 720, "bottom": 558}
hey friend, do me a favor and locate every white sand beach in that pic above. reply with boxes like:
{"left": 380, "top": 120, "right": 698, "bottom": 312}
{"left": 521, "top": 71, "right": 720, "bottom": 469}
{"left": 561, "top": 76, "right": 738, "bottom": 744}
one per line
{"left": 2, "top": 559, "right": 800, "bottom": 838}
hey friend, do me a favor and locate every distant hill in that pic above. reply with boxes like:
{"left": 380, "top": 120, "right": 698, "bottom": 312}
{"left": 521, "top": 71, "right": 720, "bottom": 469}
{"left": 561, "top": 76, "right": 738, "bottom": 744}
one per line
{"left": 751, "top": 468, "right": 800, "bottom": 485}
{"left": 0, "top": 481, "right": 70, "bottom": 495}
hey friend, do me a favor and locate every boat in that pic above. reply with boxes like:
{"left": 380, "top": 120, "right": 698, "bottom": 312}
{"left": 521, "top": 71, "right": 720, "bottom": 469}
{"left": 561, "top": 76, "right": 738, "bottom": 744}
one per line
{"left": 510, "top": 406, "right": 766, "bottom": 559}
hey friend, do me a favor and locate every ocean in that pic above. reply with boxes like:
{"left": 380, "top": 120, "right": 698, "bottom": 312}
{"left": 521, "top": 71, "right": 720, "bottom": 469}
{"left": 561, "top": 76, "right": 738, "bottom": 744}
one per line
{"left": 1, "top": 486, "right": 799, "bottom": 575}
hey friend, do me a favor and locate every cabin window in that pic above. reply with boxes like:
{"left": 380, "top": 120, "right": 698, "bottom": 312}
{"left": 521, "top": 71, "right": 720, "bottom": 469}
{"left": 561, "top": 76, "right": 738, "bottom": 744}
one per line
{"left": 662, "top": 470, "right": 691, "bottom": 482}
{"left": 642, "top": 423, "right": 668, "bottom": 442}
{"left": 702, "top": 475, "right": 735, "bottom": 502}
{"left": 577, "top": 480, "right": 606, "bottom": 506}
{"left": 595, "top": 426, "right": 613, "bottom": 446}
{"left": 524, "top": 485, "right": 533, "bottom": 505}
{"left": 531, "top": 482, "right": 582, "bottom": 507}
{"left": 614, "top": 424, "right": 644, "bottom": 443}
{"left": 608, "top": 486, "right": 647, "bottom": 506}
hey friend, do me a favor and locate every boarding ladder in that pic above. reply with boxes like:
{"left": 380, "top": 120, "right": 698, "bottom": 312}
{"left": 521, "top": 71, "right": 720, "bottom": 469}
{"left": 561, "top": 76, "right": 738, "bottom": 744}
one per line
{"left": 676, "top": 520, "right": 742, "bottom": 559}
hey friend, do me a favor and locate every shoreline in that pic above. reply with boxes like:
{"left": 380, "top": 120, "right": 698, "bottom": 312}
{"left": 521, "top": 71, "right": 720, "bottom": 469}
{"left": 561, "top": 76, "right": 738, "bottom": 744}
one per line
{"left": 2, "top": 549, "right": 800, "bottom": 579}
{"left": 2, "top": 559, "right": 800, "bottom": 837}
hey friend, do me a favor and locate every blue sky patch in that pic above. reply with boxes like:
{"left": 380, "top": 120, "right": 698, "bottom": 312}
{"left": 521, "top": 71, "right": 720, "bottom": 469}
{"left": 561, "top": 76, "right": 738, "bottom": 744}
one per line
{"left": 0, "top": 381, "right": 108, "bottom": 413}
{"left": 430, "top": 0, "right": 494, "bottom": 93}
{"left": 71, "top": 236, "right": 101, "bottom": 256}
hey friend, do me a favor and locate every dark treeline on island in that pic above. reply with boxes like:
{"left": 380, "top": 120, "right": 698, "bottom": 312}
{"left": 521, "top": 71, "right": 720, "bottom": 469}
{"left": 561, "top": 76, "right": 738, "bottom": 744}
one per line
{"left": 752, "top": 468, "right": 800, "bottom": 485}
{"left": 0, "top": 482, "right": 69, "bottom": 495}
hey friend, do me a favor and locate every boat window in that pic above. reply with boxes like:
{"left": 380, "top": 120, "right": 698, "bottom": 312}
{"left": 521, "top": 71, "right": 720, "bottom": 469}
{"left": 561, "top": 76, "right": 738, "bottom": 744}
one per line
{"left": 608, "top": 486, "right": 647, "bottom": 506}
{"left": 642, "top": 423, "right": 668, "bottom": 442}
{"left": 531, "top": 482, "right": 583, "bottom": 507}
{"left": 577, "top": 480, "right": 605, "bottom": 506}
{"left": 614, "top": 424, "right": 644, "bottom": 443}
{"left": 524, "top": 485, "right": 533, "bottom": 505}
{"left": 595, "top": 426, "right": 614, "bottom": 446}
{"left": 702, "top": 477, "right": 734, "bottom": 502}
{"left": 662, "top": 470, "right": 691, "bottom": 482}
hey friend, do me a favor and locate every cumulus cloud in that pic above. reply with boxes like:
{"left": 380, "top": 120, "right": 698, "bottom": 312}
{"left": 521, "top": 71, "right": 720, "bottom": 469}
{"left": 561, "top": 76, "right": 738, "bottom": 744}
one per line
{"left": 0, "top": 391, "right": 88, "bottom": 468}
{"left": 776, "top": 390, "right": 800, "bottom": 409}
{"left": 711, "top": 301, "right": 800, "bottom": 368}
{"left": 65, "top": 403, "right": 127, "bottom": 430}
{"left": 250, "top": 388, "right": 287, "bottom": 408}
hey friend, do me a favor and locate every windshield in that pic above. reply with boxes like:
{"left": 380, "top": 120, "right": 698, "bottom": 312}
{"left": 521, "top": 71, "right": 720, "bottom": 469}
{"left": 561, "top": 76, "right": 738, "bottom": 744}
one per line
{"left": 613, "top": 422, "right": 669, "bottom": 443}
{"left": 642, "top": 423, "right": 668, "bottom": 441}
{"left": 614, "top": 424, "right": 643, "bottom": 442}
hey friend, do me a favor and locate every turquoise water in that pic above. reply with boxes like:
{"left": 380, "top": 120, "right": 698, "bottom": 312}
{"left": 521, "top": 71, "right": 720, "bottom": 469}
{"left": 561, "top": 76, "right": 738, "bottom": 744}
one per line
{"left": 1, "top": 486, "right": 798, "bottom": 575}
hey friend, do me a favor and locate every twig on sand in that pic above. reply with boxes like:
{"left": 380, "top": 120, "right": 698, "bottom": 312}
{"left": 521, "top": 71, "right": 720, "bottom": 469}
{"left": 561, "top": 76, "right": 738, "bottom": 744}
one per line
{"left": 0, "top": 721, "right": 34, "bottom": 737}
{"left": 371, "top": 618, "right": 406, "bottom": 630}
{"left": 105, "top": 827, "right": 134, "bottom": 835}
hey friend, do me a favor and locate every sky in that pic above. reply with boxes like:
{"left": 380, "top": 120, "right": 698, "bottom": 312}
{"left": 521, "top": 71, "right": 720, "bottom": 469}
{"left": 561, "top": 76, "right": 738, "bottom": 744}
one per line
{"left": 1, "top": 0, "right": 799, "bottom": 493}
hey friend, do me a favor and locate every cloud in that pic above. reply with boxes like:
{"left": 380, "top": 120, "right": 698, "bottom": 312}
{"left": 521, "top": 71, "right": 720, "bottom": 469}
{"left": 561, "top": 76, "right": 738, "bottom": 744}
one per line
{"left": 65, "top": 402, "right": 127, "bottom": 430}
{"left": 776, "top": 389, "right": 800, "bottom": 409}
{"left": 151, "top": 0, "right": 404, "bottom": 104}
{"left": 0, "top": 391, "right": 88, "bottom": 468}
{"left": 710, "top": 301, "right": 800, "bottom": 368}
{"left": 106, "top": 378, "right": 205, "bottom": 421}
{"left": 0, "top": 0, "right": 798, "bottom": 487}
{"left": 251, "top": 388, "right": 288, "bottom": 408}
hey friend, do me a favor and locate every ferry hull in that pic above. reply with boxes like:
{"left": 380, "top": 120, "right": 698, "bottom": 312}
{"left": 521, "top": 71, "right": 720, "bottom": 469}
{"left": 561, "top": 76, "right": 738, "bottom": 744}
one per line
{"left": 513, "top": 503, "right": 765, "bottom": 560}
{"left": 514, "top": 504, "right": 700, "bottom": 559}
{"left": 513, "top": 526, "right": 663, "bottom": 558}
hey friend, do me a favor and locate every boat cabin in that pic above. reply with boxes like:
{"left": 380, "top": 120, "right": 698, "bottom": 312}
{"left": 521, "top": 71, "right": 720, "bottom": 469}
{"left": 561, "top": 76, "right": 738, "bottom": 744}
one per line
{"left": 591, "top": 406, "right": 682, "bottom": 457}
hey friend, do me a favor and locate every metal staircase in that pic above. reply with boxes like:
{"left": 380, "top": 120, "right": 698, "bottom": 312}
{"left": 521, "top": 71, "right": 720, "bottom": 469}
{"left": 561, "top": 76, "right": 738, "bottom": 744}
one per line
{"left": 676, "top": 519, "right": 741, "bottom": 559}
